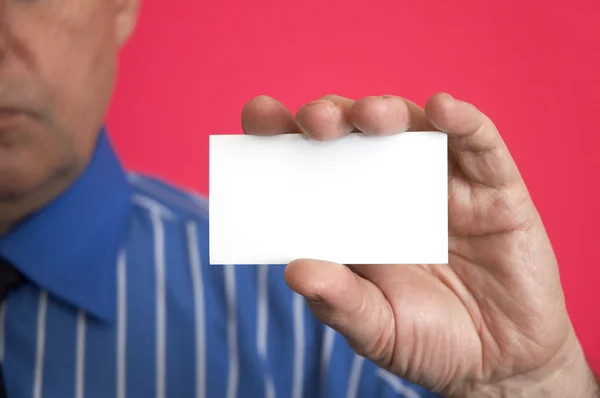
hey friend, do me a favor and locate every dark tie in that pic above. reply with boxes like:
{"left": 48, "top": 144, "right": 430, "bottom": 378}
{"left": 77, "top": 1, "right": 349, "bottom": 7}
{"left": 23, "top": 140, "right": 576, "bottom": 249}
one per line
{"left": 0, "top": 259, "right": 22, "bottom": 398}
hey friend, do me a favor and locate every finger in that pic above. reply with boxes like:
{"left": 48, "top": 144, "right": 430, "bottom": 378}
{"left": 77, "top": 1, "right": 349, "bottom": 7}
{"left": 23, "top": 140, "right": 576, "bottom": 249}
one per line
{"left": 284, "top": 259, "right": 395, "bottom": 365}
{"left": 294, "top": 95, "right": 356, "bottom": 141}
{"left": 350, "top": 95, "right": 435, "bottom": 136}
{"left": 425, "top": 92, "right": 522, "bottom": 188}
{"left": 241, "top": 95, "right": 302, "bottom": 135}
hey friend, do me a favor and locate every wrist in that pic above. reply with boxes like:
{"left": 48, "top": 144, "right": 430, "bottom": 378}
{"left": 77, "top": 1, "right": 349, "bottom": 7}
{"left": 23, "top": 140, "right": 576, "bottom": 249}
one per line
{"left": 466, "top": 335, "right": 599, "bottom": 398}
{"left": 498, "top": 350, "right": 598, "bottom": 398}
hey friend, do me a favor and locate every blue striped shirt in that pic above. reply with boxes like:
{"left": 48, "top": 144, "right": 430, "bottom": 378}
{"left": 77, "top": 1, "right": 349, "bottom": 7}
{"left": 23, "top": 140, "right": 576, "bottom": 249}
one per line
{"left": 0, "top": 129, "right": 440, "bottom": 398}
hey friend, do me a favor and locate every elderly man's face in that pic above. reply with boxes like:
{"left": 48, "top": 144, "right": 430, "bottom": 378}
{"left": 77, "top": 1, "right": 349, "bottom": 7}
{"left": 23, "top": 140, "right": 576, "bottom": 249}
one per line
{"left": 0, "top": 0, "right": 138, "bottom": 201}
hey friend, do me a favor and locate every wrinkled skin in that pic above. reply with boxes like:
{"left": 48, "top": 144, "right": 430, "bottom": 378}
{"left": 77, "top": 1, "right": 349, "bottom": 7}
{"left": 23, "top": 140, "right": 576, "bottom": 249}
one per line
{"left": 241, "top": 93, "right": 597, "bottom": 397}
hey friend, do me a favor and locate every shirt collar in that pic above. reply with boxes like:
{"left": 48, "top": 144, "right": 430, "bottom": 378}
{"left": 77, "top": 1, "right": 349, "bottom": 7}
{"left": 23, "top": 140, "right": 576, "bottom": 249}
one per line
{"left": 0, "top": 128, "right": 130, "bottom": 323}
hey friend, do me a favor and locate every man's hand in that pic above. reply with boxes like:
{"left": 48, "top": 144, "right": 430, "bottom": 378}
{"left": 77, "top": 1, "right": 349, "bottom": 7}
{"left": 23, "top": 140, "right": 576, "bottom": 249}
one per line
{"left": 241, "top": 93, "right": 598, "bottom": 397}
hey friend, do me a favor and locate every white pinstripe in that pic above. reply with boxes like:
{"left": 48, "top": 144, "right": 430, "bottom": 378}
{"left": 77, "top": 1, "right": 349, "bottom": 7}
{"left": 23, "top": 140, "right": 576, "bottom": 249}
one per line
{"left": 33, "top": 291, "right": 48, "bottom": 398}
{"left": 376, "top": 369, "right": 421, "bottom": 398}
{"left": 292, "top": 294, "right": 305, "bottom": 398}
{"left": 117, "top": 250, "right": 127, "bottom": 398}
{"left": 132, "top": 194, "right": 177, "bottom": 221}
{"left": 75, "top": 310, "right": 86, "bottom": 398}
{"left": 257, "top": 264, "right": 276, "bottom": 398}
{"left": 187, "top": 221, "right": 206, "bottom": 398}
{"left": 319, "top": 326, "right": 336, "bottom": 396}
{"left": 150, "top": 211, "right": 167, "bottom": 398}
{"left": 224, "top": 265, "right": 239, "bottom": 398}
{"left": 346, "top": 355, "right": 365, "bottom": 398}
{"left": 127, "top": 174, "right": 208, "bottom": 219}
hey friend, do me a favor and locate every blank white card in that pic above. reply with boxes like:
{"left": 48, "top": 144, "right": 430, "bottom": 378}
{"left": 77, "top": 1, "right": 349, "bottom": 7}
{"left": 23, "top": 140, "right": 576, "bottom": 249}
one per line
{"left": 209, "top": 132, "right": 448, "bottom": 265}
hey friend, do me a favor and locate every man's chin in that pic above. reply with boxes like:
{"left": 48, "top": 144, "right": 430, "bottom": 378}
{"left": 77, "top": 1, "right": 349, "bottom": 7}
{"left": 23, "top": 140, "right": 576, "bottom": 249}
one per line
{"left": 0, "top": 169, "right": 44, "bottom": 233}
{"left": 0, "top": 157, "right": 80, "bottom": 208}
{"left": 0, "top": 171, "right": 42, "bottom": 203}
{"left": 0, "top": 154, "right": 55, "bottom": 202}
{"left": 0, "top": 146, "right": 59, "bottom": 199}
{"left": 0, "top": 167, "right": 65, "bottom": 234}
{"left": 0, "top": 138, "right": 80, "bottom": 230}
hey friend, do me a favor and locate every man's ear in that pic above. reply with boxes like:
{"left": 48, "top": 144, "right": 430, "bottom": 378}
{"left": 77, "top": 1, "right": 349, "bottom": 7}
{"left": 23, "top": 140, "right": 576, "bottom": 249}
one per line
{"left": 115, "top": 0, "right": 141, "bottom": 46}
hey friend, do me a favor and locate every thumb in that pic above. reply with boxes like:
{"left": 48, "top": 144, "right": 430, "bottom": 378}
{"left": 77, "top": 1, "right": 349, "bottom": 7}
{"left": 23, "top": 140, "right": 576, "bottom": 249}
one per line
{"left": 284, "top": 259, "right": 395, "bottom": 365}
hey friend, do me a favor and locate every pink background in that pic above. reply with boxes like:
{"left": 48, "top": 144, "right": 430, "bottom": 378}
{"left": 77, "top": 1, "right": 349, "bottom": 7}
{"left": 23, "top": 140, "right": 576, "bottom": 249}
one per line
{"left": 105, "top": 0, "right": 600, "bottom": 367}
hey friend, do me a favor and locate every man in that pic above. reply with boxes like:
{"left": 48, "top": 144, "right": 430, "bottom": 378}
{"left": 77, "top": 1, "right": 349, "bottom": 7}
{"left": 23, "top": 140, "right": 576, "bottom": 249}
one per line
{"left": 0, "top": 1, "right": 597, "bottom": 398}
